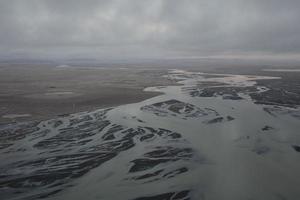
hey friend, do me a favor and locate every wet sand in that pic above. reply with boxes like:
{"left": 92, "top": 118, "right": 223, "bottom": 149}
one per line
{"left": 0, "top": 64, "right": 176, "bottom": 123}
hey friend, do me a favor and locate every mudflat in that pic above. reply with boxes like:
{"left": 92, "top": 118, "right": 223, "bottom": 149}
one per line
{"left": 0, "top": 64, "right": 176, "bottom": 123}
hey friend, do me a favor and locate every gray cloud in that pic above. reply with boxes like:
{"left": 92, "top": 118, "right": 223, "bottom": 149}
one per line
{"left": 1, "top": 0, "right": 300, "bottom": 60}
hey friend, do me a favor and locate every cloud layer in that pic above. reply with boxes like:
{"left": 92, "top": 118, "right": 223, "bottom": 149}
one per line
{"left": 1, "top": 0, "right": 300, "bottom": 59}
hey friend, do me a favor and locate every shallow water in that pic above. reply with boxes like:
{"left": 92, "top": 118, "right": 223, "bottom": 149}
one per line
{"left": 2, "top": 114, "right": 32, "bottom": 119}
{"left": 0, "top": 70, "right": 300, "bottom": 200}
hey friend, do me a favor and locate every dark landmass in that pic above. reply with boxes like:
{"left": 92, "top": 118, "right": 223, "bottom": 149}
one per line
{"left": 261, "top": 125, "right": 274, "bottom": 131}
{"left": 141, "top": 99, "right": 219, "bottom": 120}
{"left": 0, "top": 65, "right": 177, "bottom": 123}
{"left": 292, "top": 145, "right": 300, "bottom": 152}
{"left": 226, "top": 116, "right": 235, "bottom": 121}
{"left": 188, "top": 86, "right": 256, "bottom": 100}
{"left": 133, "top": 190, "right": 190, "bottom": 200}
{"left": 249, "top": 86, "right": 300, "bottom": 107}
{"left": 205, "top": 117, "right": 224, "bottom": 124}
{"left": 185, "top": 65, "right": 300, "bottom": 109}
{"left": 212, "top": 66, "right": 300, "bottom": 107}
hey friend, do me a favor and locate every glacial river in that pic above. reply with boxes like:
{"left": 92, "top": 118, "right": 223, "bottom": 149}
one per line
{"left": 1, "top": 70, "right": 300, "bottom": 200}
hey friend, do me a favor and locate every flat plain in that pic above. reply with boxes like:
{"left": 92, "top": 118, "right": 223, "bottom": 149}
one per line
{"left": 0, "top": 64, "right": 176, "bottom": 123}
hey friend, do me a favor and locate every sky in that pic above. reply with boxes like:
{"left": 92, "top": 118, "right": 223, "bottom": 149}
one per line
{"left": 1, "top": 0, "right": 300, "bottom": 61}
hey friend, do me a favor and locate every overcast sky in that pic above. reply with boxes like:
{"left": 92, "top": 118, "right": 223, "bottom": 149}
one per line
{"left": 1, "top": 0, "right": 300, "bottom": 60}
